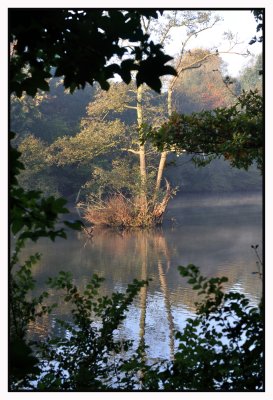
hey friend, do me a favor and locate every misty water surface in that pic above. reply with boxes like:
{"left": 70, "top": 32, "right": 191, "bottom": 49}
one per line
{"left": 24, "top": 192, "right": 263, "bottom": 361}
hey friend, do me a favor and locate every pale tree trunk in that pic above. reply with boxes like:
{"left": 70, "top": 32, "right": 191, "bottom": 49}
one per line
{"left": 136, "top": 85, "right": 148, "bottom": 212}
{"left": 155, "top": 86, "right": 173, "bottom": 195}
{"left": 152, "top": 87, "right": 173, "bottom": 217}
{"left": 167, "top": 87, "right": 173, "bottom": 117}
{"left": 154, "top": 150, "right": 168, "bottom": 195}
{"left": 137, "top": 85, "right": 147, "bottom": 187}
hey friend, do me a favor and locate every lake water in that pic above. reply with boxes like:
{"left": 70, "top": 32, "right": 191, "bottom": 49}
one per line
{"left": 24, "top": 192, "right": 263, "bottom": 361}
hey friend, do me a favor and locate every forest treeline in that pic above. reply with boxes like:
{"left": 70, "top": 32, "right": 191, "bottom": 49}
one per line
{"left": 11, "top": 52, "right": 262, "bottom": 202}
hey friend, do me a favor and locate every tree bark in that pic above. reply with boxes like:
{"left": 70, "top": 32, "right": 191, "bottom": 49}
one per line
{"left": 137, "top": 85, "right": 147, "bottom": 185}
{"left": 167, "top": 87, "right": 173, "bottom": 117}
{"left": 136, "top": 85, "right": 148, "bottom": 212}
{"left": 154, "top": 150, "right": 168, "bottom": 195}
{"left": 152, "top": 179, "right": 172, "bottom": 224}
{"left": 152, "top": 87, "right": 172, "bottom": 206}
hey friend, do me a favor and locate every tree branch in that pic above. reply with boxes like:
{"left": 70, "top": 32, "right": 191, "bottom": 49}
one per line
{"left": 169, "top": 18, "right": 220, "bottom": 91}
{"left": 124, "top": 105, "right": 137, "bottom": 110}
{"left": 121, "top": 148, "right": 140, "bottom": 155}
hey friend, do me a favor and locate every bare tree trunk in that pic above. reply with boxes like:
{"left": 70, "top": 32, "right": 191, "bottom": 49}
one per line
{"left": 153, "top": 89, "right": 172, "bottom": 200}
{"left": 152, "top": 179, "right": 172, "bottom": 224}
{"left": 139, "top": 145, "right": 147, "bottom": 195}
{"left": 152, "top": 87, "right": 173, "bottom": 213}
{"left": 136, "top": 85, "right": 148, "bottom": 214}
{"left": 137, "top": 85, "right": 147, "bottom": 188}
{"left": 154, "top": 150, "right": 168, "bottom": 195}
{"left": 167, "top": 87, "right": 173, "bottom": 116}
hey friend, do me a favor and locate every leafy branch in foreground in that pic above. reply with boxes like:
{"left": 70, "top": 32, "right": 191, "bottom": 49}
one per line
{"left": 158, "top": 264, "right": 264, "bottom": 391}
{"left": 10, "top": 132, "right": 82, "bottom": 387}
{"left": 11, "top": 274, "right": 148, "bottom": 391}
{"left": 9, "top": 249, "right": 58, "bottom": 388}
{"left": 10, "top": 9, "right": 176, "bottom": 96}
{"left": 148, "top": 90, "right": 263, "bottom": 171}
{"left": 249, "top": 9, "right": 263, "bottom": 45}
{"left": 10, "top": 264, "right": 263, "bottom": 391}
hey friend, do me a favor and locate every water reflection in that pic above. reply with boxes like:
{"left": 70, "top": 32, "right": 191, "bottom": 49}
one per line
{"left": 24, "top": 193, "right": 262, "bottom": 360}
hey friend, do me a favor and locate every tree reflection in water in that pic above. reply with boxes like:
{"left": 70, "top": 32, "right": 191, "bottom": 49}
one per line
{"left": 24, "top": 192, "right": 262, "bottom": 361}
{"left": 135, "top": 230, "right": 175, "bottom": 361}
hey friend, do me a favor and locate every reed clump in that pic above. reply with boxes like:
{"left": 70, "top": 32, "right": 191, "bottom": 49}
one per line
{"left": 77, "top": 188, "right": 173, "bottom": 229}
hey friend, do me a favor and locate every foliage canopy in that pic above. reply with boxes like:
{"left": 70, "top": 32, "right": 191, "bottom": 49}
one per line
{"left": 148, "top": 90, "right": 263, "bottom": 171}
{"left": 10, "top": 9, "right": 176, "bottom": 97}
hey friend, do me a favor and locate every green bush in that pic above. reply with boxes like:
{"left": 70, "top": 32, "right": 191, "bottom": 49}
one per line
{"left": 10, "top": 262, "right": 263, "bottom": 391}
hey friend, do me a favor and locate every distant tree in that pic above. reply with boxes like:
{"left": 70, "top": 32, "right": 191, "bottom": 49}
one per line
{"left": 16, "top": 134, "right": 59, "bottom": 196}
{"left": 10, "top": 92, "right": 48, "bottom": 139}
{"left": 239, "top": 53, "right": 263, "bottom": 93}
{"left": 172, "top": 50, "right": 236, "bottom": 114}
{"left": 10, "top": 77, "right": 95, "bottom": 143}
